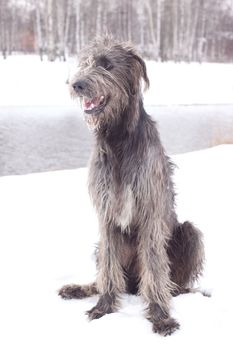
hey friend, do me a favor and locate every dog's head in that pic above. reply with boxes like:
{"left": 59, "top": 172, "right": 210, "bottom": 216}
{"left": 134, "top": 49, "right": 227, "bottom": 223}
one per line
{"left": 69, "top": 37, "right": 149, "bottom": 131}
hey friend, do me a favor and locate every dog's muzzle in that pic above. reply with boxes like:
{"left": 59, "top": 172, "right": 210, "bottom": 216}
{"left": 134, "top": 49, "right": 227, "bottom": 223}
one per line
{"left": 72, "top": 80, "right": 87, "bottom": 93}
{"left": 72, "top": 80, "right": 106, "bottom": 115}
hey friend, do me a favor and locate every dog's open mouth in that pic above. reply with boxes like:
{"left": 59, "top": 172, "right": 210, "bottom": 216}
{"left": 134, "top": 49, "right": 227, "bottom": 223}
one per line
{"left": 83, "top": 95, "right": 105, "bottom": 115}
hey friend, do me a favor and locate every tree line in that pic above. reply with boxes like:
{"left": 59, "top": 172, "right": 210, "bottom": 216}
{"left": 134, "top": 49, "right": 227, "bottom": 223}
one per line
{"left": 0, "top": 0, "right": 233, "bottom": 62}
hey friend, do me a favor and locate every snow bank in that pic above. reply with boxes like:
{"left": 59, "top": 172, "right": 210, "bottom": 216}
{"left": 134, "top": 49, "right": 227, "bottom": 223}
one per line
{"left": 145, "top": 61, "right": 233, "bottom": 105}
{"left": 0, "top": 55, "right": 233, "bottom": 106}
{"left": 0, "top": 145, "right": 233, "bottom": 349}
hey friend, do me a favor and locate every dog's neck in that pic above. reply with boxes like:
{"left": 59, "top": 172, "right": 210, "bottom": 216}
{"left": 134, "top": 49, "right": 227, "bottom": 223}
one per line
{"left": 98, "top": 95, "right": 146, "bottom": 137}
{"left": 96, "top": 97, "right": 152, "bottom": 160}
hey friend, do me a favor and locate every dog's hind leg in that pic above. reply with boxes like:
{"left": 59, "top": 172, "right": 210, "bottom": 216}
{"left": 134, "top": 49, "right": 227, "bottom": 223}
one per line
{"left": 138, "top": 219, "right": 180, "bottom": 336}
{"left": 168, "top": 221, "right": 205, "bottom": 296}
{"left": 58, "top": 282, "right": 98, "bottom": 299}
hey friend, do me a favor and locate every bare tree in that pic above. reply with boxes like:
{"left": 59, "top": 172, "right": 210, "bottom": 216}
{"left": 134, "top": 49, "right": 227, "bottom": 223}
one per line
{"left": 172, "top": 0, "right": 178, "bottom": 60}
{"left": 9, "top": 0, "right": 17, "bottom": 54}
{"left": 75, "top": 0, "right": 82, "bottom": 53}
{"left": 188, "top": 0, "right": 201, "bottom": 61}
{"left": 156, "top": 0, "right": 162, "bottom": 59}
{"left": 0, "top": 0, "right": 7, "bottom": 58}
{"left": 1, "top": 0, "right": 233, "bottom": 62}
{"left": 145, "top": 0, "right": 157, "bottom": 54}
{"left": 47, "top": 0, "right": 55, "bottom": 61}
{"left": 63, "top": 0, "right": 72, "bottom": 57}
{"left": 56, "top": 0, "right": 65, "bottom": 60}
{"left": 35, "top": 0, "right": 43, "bottom": 60}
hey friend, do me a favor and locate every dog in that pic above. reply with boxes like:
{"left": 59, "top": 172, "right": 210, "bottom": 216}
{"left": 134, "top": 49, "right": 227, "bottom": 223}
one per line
{"left": 58, "top": 37, "right": 205, "bottom": 336}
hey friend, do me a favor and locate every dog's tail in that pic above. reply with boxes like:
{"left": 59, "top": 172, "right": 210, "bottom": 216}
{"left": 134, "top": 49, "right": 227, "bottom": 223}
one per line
{"left": 168, "top": 221, "right": 206, "bottom": 296}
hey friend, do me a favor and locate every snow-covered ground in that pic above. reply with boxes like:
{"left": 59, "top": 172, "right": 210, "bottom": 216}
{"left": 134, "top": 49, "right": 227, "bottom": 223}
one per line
{"left": 0, "top": 55, "right": 233, "bottom": 106}
{"left": 0, "top": 145, "right": 233, "bottom": 350}
{"left": 0, "top": 54, "right": 233, "bottom": 348}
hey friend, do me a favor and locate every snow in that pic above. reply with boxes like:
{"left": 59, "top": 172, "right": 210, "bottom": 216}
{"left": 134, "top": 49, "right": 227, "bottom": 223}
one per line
{"left": 0, "top": 55, "right": 233, "bottom": 106}
{"left": 0, "top": 55, "right": 72, "bottom": 106}
{"left": 0, "top": 145, "right": 233, "bottom": 350}
{"left": 1, "top": 53, "right": 233, "bottom": 347}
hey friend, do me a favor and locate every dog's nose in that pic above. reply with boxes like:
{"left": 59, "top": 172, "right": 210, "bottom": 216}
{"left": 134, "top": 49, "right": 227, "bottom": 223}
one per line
{"left": 72, "top": 80, "right": 87, "bottom": 92}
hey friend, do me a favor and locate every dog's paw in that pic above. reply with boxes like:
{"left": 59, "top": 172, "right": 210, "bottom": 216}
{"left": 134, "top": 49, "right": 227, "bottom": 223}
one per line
{"left": 86, "top": 306, "right": 110, "bottom": 321}
{"left": 152, "top": 317, "right": 180, "bottom": 336}
{"left": 58, "top": 284, "right": 87, "bottom": 299}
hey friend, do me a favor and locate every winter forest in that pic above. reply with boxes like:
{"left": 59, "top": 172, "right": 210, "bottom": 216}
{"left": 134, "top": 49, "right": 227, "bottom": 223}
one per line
{"left": 0, "top": 0, "right": 233, "bottom": 62}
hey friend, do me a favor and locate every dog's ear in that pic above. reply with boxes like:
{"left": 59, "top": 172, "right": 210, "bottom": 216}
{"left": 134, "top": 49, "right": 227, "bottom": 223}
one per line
{"left": 131, "top": 52, "right": 150, "bottom": 91}
{"left": 122, "top": 43, "right": 150, "bottom": 91}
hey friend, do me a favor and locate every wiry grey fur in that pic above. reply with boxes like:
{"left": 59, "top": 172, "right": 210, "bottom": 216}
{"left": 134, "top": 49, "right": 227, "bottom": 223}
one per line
{"left": 58, "top": 37, "right": 205, "bottom": 336}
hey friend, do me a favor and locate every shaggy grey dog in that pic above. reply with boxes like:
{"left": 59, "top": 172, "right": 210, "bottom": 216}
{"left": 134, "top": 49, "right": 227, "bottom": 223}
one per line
{"left": 59, "top": 37, "right": 205, "bottom": 336}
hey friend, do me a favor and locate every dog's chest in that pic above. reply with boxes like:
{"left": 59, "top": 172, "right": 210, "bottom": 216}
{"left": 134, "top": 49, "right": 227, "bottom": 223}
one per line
{"left": 114, "top": 185, "right": 134, "bottom": 230}
{"left": 89, "top": 155, "right": 135, "bottom": 230}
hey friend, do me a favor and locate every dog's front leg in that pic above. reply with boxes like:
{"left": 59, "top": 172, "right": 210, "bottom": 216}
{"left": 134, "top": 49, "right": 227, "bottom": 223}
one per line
{"left": 138, "top": 220, "right": 180, "bottom": 336}
{"left": 87, "top": 223, "right": 125, "bottom": 320}
{"left": 86, "top": 292, "right": 118, "bottom": 320}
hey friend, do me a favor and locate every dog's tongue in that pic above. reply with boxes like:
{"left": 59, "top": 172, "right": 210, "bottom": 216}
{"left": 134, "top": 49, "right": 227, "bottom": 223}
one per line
{"left": 83, "top": 97, "right": 99, "bottom": 109}
{"left": 83, "top": 96, "right": 104, "bottom": 110}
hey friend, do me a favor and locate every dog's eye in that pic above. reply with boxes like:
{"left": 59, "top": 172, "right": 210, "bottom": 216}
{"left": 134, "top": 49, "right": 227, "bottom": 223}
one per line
{"left": 97, "top": 56, "right": 113, "bottom": 70}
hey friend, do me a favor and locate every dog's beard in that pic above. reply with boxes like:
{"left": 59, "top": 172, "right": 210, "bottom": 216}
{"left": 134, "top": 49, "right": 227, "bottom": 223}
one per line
{"left": 79, "top": 94, "right": 109, "bottom": 130}
{"left": 80, "top": 98, "right": 100, "bottom": 130}
{"left": 72, "top": 85, "right": 128, "bottom": 132}
{"left": 84, "top": 113, "right": 101, "bottom": 130}
{"left": 82, "top": 95, "right": 130, "bottom": 132}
